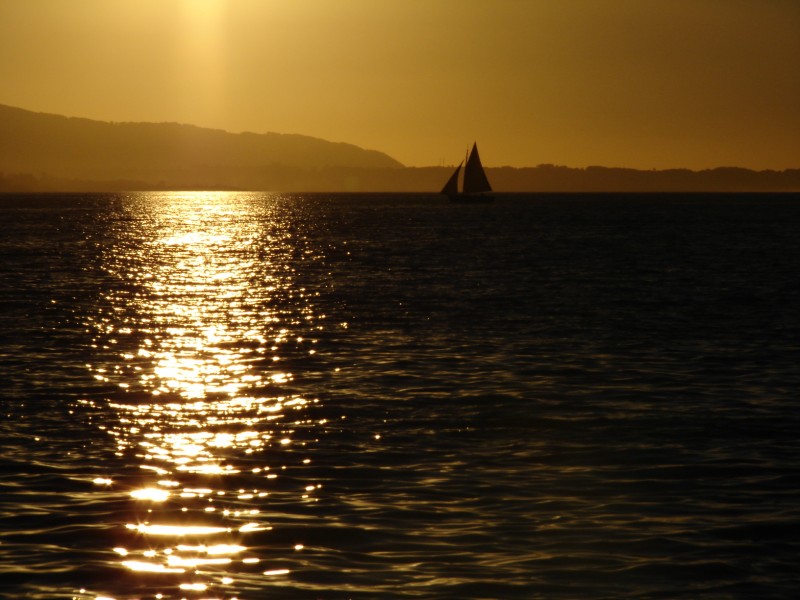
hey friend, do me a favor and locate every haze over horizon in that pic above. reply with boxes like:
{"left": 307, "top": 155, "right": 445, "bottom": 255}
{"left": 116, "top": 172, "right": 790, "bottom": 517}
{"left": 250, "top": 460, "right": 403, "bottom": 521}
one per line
{"left": 1, "top": 0, "right": 798, "bottom": 171}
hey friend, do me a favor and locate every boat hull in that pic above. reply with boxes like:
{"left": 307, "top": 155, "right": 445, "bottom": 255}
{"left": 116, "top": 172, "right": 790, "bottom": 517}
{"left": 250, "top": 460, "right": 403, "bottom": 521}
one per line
{"left": 445, "top": 193, "right": 494, "bottom": 203}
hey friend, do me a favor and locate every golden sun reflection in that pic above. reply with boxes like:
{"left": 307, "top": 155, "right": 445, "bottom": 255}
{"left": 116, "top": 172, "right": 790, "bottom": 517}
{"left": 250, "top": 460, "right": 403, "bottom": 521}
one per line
{"left": 84, "top": 192, "right": 324, "bottom": 596}
{"left": 129, "top": 487, "right": 170, "bottom": 501}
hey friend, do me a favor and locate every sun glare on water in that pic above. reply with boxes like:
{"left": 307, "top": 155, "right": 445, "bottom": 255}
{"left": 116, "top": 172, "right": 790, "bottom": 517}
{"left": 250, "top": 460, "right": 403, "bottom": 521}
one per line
{"left": 83, "top": 192, "right": 321, "bottom": 596}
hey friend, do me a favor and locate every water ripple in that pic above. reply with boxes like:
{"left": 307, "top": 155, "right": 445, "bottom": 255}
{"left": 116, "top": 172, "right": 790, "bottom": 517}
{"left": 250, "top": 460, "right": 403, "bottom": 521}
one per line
{"left": 1, "top": 192, "right": 799, "bottom": 598}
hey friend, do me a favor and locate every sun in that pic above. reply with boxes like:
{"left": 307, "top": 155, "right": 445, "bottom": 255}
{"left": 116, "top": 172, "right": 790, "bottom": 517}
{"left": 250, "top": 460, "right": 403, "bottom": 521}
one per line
{"left": 176, "top": 0, "right": 227, "bottom": 119}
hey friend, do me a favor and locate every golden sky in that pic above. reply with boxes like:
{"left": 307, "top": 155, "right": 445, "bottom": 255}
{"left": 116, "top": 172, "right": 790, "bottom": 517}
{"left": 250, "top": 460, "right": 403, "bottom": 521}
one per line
{"left": 1, "top": 0, "right": 798, "bottom": 169}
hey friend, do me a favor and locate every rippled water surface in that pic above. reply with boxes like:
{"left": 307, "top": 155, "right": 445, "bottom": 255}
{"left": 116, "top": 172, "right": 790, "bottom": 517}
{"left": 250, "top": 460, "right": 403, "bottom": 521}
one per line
{"left": 1, "top": 192, "right": 799, "bottom": 599}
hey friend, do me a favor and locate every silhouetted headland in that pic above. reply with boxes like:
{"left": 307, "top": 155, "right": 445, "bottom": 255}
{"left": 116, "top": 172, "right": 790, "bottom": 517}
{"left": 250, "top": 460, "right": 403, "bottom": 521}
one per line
{"left": 0, "top": 104, "right": 401, "bottom": 191}
{"left": 1, "top": 104, "right": 798, "bottom": 192}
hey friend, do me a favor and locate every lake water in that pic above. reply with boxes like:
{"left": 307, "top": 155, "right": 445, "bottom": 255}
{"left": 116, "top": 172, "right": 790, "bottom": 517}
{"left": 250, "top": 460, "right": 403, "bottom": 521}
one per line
{"left": 1, "top": 191, "right": 799, "bottom": 599}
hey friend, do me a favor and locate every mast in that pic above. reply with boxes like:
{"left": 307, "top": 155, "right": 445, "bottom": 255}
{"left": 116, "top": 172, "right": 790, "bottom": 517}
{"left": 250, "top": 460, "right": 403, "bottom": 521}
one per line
{"left": 462, "top": 142, "right": 492, "bottom": 194}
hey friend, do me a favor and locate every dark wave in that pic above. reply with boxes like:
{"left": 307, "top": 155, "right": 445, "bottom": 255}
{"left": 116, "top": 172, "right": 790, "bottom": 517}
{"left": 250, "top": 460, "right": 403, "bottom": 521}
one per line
{"left": 1, "top": 192, "right": 799, "bottom": 599}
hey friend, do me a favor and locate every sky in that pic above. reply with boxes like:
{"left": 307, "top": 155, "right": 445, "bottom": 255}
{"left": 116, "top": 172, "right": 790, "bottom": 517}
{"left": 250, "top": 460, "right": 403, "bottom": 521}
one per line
{"left": 1, "top": 0, "right": 798, "bottom": 170}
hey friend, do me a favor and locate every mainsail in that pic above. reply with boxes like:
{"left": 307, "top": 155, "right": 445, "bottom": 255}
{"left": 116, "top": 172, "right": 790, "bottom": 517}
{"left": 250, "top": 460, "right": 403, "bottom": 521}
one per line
{"left": 462, "top": 142, "right": 492, "bottom": 194}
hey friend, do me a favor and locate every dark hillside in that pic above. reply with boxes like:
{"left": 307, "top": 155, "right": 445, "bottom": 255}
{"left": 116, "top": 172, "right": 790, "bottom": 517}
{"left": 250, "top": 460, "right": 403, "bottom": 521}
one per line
{"left": 0, "top": 104, "right": 402, "bottom": 186}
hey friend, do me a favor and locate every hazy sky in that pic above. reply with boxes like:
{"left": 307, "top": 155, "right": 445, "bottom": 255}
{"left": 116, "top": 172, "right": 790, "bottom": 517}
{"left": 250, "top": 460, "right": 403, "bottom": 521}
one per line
{"left": 1, "top": 0, "right": 798, "bottom": 169}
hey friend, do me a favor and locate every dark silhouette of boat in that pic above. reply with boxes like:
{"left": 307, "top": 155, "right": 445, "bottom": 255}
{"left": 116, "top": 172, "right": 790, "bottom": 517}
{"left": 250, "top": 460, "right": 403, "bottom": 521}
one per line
{"left": 441, "top": 142, "right": 493, "bottom": 202}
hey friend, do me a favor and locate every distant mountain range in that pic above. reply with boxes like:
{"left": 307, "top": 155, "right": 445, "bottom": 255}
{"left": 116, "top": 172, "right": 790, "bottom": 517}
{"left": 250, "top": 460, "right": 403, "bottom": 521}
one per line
{"left": 0, "top": 103, "right": 402, "bottom": 189}
{"left": 1, "top": 104, "right": 798, "bottom": 192}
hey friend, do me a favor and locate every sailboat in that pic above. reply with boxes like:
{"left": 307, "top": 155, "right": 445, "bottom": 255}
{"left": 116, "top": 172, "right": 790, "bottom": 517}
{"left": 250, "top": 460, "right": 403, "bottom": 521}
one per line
{"left": 441, "top": 142, "right": 493, "bottom": 202}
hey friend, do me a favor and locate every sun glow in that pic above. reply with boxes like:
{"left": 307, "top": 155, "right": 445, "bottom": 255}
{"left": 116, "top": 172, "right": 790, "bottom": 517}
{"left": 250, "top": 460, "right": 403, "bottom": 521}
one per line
{"left": 176, "top": 1, "right": 227, "bottom": 122}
